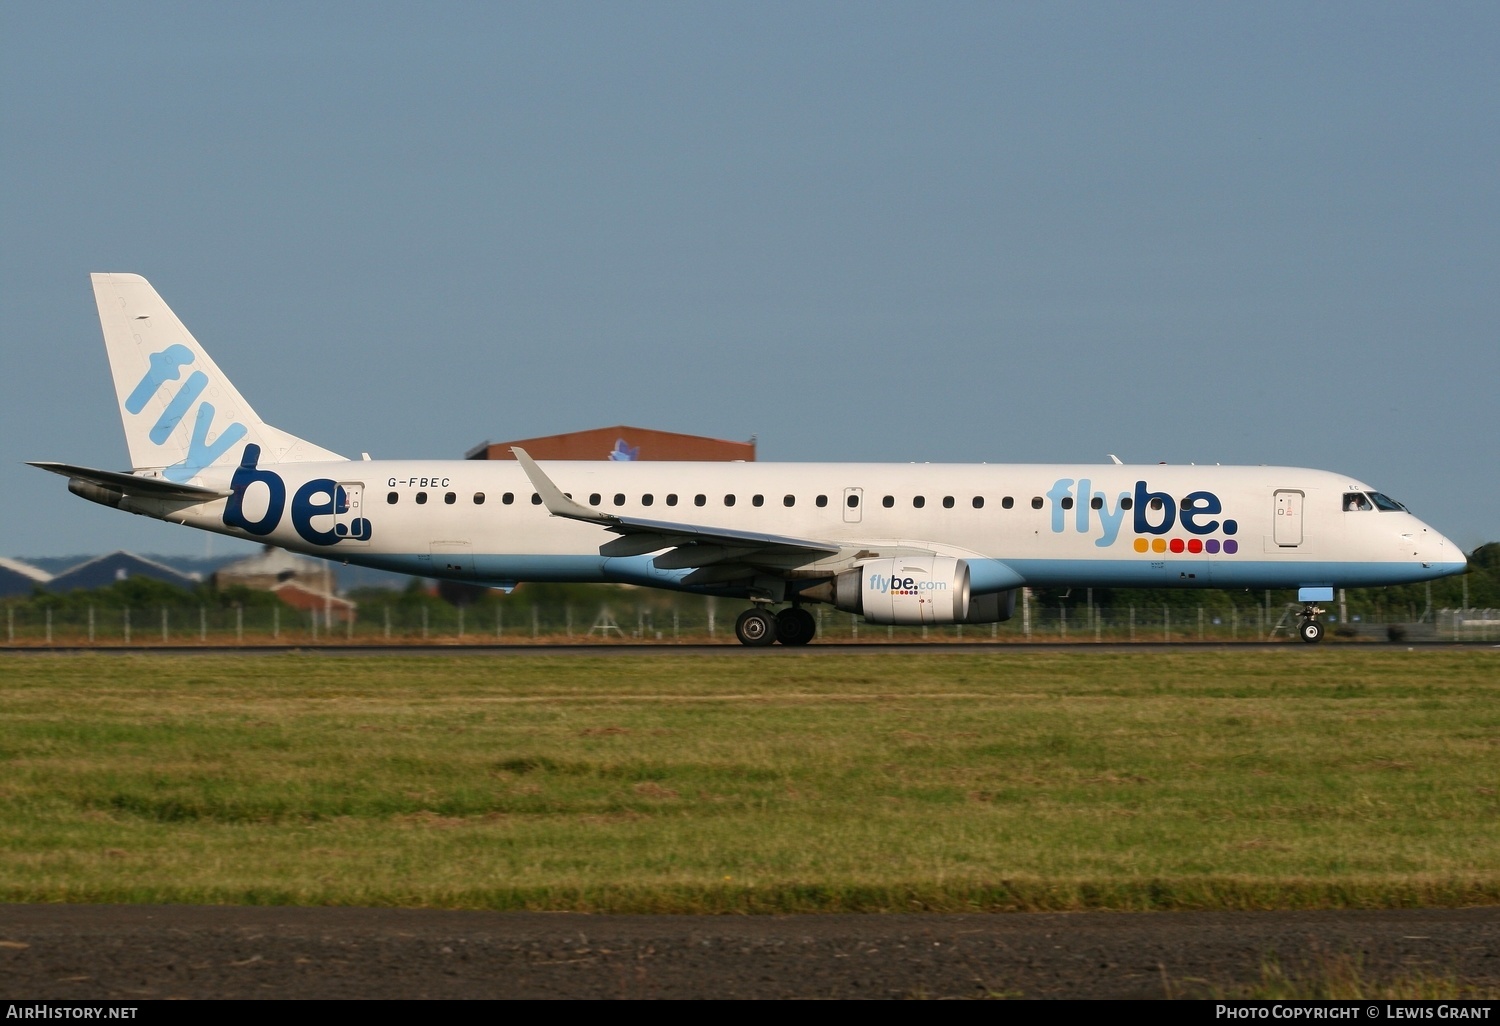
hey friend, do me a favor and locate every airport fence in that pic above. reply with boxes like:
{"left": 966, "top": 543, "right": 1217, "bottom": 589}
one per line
{"left": 1, "top": 598, "right": 1489, "bottom": 646}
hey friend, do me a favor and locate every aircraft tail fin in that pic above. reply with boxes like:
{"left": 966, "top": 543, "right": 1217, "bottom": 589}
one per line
{"left": 91, "top": 273, "right": 344, "bottom": 482}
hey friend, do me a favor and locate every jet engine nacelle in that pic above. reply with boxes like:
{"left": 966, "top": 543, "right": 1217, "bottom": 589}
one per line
{"left": 829, "top": 556, "right": 971, "bottom": 625}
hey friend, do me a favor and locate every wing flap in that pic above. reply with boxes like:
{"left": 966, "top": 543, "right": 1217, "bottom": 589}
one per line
{"left": 598, "top": 533, "right": 698, "bottom": 557}
{"left": 652, "top": 545, "right": 759, "bottom": 570}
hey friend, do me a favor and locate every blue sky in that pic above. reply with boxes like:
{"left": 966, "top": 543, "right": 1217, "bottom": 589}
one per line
{"left": 3, "top": 1, "right": 1496, "bottom": 559}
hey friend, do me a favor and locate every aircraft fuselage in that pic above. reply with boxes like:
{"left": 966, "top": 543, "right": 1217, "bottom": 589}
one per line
{"left": 129, "top": 456, "right": 1463, "bottom": 596}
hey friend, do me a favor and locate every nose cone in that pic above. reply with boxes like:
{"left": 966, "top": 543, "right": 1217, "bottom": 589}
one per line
{"left": 1423, "top": 526, "right": 1468, "bottom": 578}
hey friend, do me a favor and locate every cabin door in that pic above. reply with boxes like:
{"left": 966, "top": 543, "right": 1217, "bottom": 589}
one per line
{"left": 1273, "top": 490, "right": 1304, "bottom": 547}
{"left": 334, "top": 483, "right": 370, "bottom": 545}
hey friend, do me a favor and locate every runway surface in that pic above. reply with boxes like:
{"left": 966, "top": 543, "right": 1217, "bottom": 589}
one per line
{"left": 4, "top": 641, "right": 1496, "bottom": 657}
{"left": 1, "top": 905, "right": 1496, "bottom": 999}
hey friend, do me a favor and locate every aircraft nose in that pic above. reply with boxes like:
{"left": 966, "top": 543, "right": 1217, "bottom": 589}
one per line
{"left": 1422, "top": 526, "right": 1467, "bottom": 576}
{"left": 1445, "top": 534, "right": 1468, "bottom": 572}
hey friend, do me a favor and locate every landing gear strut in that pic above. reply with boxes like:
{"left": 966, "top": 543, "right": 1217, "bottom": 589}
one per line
{"left": 1297, "top": 604, "right": 1325, "bottom": 644}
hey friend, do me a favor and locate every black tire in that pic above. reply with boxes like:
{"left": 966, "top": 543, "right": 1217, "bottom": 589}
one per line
{"left": 1299, "top": 619, "right": 1324, "bottom": 643}
{"left": 775, "top": 607, "right": 817, "bottom": 646}
{"left": 734, "top": 608, "right": 778, "bottom": 647}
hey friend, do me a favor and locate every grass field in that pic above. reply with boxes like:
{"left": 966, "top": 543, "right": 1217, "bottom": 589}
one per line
{"left": 0, "top": 649, "right": 1496, "bottom": 913}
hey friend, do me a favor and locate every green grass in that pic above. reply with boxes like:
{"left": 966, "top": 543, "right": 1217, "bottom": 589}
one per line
{"left": 0, "top": 649, "right": 1496, "bottom": 912}
{"left": 1211, "top": 955, "right": 1500, "bottom": 1000}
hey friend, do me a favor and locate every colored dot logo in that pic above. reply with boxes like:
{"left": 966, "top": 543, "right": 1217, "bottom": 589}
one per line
{"left": 1134, "top": 537, "right": 1238, "bottom": 555}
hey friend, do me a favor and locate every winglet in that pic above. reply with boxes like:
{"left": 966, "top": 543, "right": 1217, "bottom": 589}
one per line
{"left": 511, "top": 447, "right": 614, "bottom": 524}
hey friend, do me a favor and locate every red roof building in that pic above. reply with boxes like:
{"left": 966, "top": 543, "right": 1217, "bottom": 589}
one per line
{"left": 466, "top": 426, "right": 754, "bottom": 463}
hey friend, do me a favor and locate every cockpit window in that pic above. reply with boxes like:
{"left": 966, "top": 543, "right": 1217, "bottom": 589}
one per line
{"left": 1343, "top": 492, "right": 1372, "bottom": 512}
{"left": 1367, "top": 492, "right": 1407, "bottom": 512}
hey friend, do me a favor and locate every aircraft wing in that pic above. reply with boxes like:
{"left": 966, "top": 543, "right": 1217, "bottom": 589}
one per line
{"left": 512, "top": 448, "right": 841, "bottom": 582}
{"left": 27, "top": 461, "right": 231, "bottom": 502}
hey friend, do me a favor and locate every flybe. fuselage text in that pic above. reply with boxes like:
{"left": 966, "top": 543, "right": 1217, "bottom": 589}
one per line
{"left": 1046, "top": 478, "right": 1239, "bottom": 548}
{"left": 223, "top": 445, "right": 371, "bottom": 546}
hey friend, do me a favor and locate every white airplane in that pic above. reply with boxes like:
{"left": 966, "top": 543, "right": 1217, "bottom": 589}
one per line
{"left": 32, "top": 273, "right": 1467, "bottom": 645}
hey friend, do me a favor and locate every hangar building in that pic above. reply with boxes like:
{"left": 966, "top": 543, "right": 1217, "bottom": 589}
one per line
{"left": 466, "top": 426, "right": 754, "bottom": 463}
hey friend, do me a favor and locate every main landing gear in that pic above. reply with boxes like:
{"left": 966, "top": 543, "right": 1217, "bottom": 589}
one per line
{"left": 775, "top": 606, "right": 817, "bottom": 646}
{"left": 733, "top": 606, "right": 818, "bottom": 647}
{"left": 1298, "top": 604, "right": 1326, "bottom": 644}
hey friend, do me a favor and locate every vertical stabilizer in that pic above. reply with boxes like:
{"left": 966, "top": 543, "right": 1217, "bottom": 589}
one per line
{"left": 92, "top": 273, "right": 344, "bottom": 481}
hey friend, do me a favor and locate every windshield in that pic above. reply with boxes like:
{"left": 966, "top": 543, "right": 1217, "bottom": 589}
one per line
{"left": 1367, "top": 492, "right": 1407, "bottom": 512}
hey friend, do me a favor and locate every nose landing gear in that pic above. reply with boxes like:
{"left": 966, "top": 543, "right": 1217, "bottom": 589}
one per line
{"left": 1297, "top": 604, "right": 1326, "bottom": 643}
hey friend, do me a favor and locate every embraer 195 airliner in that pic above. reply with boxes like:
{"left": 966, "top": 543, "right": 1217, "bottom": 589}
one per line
{"left": 32, "top": 274, "right": 1467, "bottom": 645}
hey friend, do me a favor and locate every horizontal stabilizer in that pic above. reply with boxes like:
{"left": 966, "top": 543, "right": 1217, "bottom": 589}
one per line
{"left": 27, "top": 461, "right": 229, "bottom": 502}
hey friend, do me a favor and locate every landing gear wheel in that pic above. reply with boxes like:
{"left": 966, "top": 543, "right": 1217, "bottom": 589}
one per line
{"left": 775, "top": 607, "right": 817, "bottom": 646}
{"left": 735, "top": 608, "right": 778, "bottom": 647}
{"left": 1299, "top": 619, "right": 1324, "bottom": 644}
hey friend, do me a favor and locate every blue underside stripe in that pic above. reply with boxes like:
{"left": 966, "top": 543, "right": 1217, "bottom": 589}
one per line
{"left": 342, "top": 551, "right": 1463, "bottom": 595}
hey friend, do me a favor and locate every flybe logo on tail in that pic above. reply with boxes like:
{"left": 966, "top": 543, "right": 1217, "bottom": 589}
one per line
{"left": 126, "top": 344, "right": 248, "bottom": 482}
{"left": 223, "top": 445, "right": 372, "bottom": 546}
{"left": 1047, "top": 478, "right": 1240, "bottom": 553}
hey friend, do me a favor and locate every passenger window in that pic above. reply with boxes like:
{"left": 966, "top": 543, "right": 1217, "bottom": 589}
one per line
{"left": 881, "top": 495, "right": 894, "bottom": 508}
{"left": 416, "top": 492, "right": 428, "bottom": 505}
{"left": 502, "top": 492, "right": 514, "bottom": 505}
{"left": 724, "top": 494, "right": 736, "bottom": 507}
{"left": 642, "top": 494, "right": 654, "bottom": 506}
{"left": 1150, "top": 497, "right": 1163, "bottom": 511}
{"left": 387, "top": 492, "right": 399, "bottom": 504}
{"left": 973, "top": 497, "right": 985, "bottom": 509}
{"left": 614, "top": 493, "right": 626, "bottom": 506}
{"left": 913, "top": 496, "right": 925, "bottom": 509}
{"left": 695, "top": 494, "right": 706, "bottom": 507}
{"left": 847, "top": 494, "right": 859, "bottom": 508}
{"left": 473, "top": 492, "right": 485, "bottom": 504}
{"left": 1001, "top": 496, "right": 1014, "bottom": 509}
{"left": 1120, "top": 497, "right": 1133, "bottom": 510}
{"left": 1090, "top": 496, "right": 1103, "bottom": 510}
{"left": 1031, "top": 497, "right": 1043, "bottom": 509}
{"left": 942, "top": 496, "right": 954, "bottom": 508}
{"left": 752, "top": 494, "right": 764, "bottom": 507}
{"left": 783, "top": 495, "right": 795, "bottom": 507}
{"left": 589, "top": 493, "right": 601, "bottom": 506}
{"left": 1060, "top": 497, "right": 1074, "bottom": 510}
{"left": 444, "top": 492, "right": 456, "bottom": 504}
{"left": 531, "top": 493, "right": 542, "bottom": 505}
{"left": 816, "top": 495, "right": 828, "bottom": 508}
{"left": 666, "top": 494, "right": 678, "bottom": 506}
